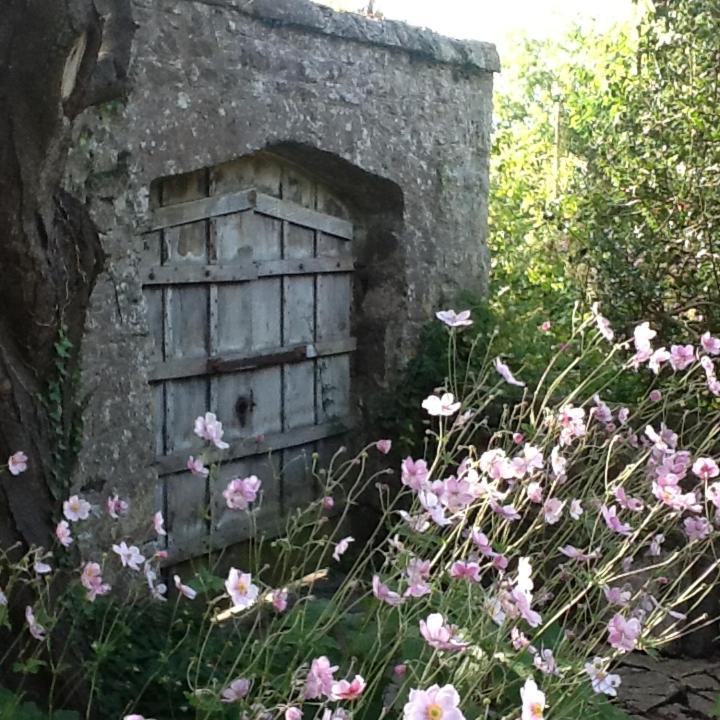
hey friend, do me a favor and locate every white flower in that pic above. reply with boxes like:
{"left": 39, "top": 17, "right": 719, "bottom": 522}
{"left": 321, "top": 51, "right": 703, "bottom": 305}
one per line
{"left": 225, "top": 568, "right": 258, "bottom": 609}
{"left": 584, "top": 657, "right": 622, "bottom": 697}
{"left": 112, "top": 541, "right": 146, "bottom": 571}
{"left": 422, "top": 393, "right": 461, "bottom": 417}
{"left": 63, "top": 495, "right": 91, "bottom": 522}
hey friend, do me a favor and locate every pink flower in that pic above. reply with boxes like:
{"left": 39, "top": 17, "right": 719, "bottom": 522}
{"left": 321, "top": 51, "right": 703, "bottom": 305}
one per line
{"left": 559, "top": 545, "right": 600, "bottom": 562}
{"left": 63, "top": 495, "right": 91, "bottom": 522}
{"left": 55, "top": 520, "right": 73, "bottom": 548}
{"left": 81, "top": 562, "right": 111, "bottom": 601}
{"left": 223, "top": 475, "right": 261, "bottom": 510}
{"left": 684, "top": 516, "right": 712, "bottom": 541}
{"left": 601, "top": 505, "right": 631, "bottom": 535}
{"left": 669, "top": 344, "right": 695, "bottom": 371}
{"left": 584, "top": 657, "right": 621, "bottom": 696}
{"left": 533, "top": 648, "right": 558, "bottom": 675}
{"left": 480, "top": 448, "right": 515, "bottom": 480}
{"left": 285, "top": 708, "right": 303, "bottom": 720}
{"left": 569, "top": 499, "right": 583, "bottom": 519}
{"left": 618, "top": 407, "right": 630, "bottom": 424}
{"left": 543, "top": 498, "right": 564, "bottom": 524}
{"left": 634, "top": 322, "right": 657, "bottom": 354}
{"left": 154, "top": 511, "right": 167, "bottom": 536}
{"left": 193, "top": 412, "right": 229, "bottom": 449}
{"left": 510, "top": 588, "right": 542, "bottom": 627}
{"left": 225, "top": 568, "right": 258, "bottom": 609}
{"left": 376, "top": 439, "right": 392, "bottom": 454}
{"left": 614, "top": 487, "right": 644, "bottom": 512}
{"left": 513, "top": 432, "right": 525, "bottom": 444}
{"left": 112, "top": 541, "right": 145, "bottom": 571}
{"left": 449, "top": 560, "right": 481, "bottom": 582}
{"left": 493, "top": 554, "right": 509, "bottom": 571}
{"left": 649, "top": 389, "right": 662, "bottom": 403}
{"left": 511, "top": 627, "right": 531, "bottom": 650}
{"left": 436, "top": 476, "right": 475, "bottom": 513}
{"left": 401, "top": 457, "right": 429, "bottom": 491}
{"left": 556, "top": 405, "right": 586, "bottom": 446}
{"left": 34, "top": 560, "right": 52, "bottom": 575}
{"left": 491, "top": 501, "right": 521, "bottom": 521}
{"left": 221, "top": 678, "right": 251, "bottom": 703}
{"left": 372, "top": 575, "right": 404, "bottom": 606}
{"left": 693, "top": 457, "right": 719, "bottom": 481}
{"left": 333, "top": 536, "right": 354, "bottom": 562}
{"left": 403, "top": 684, "right": 466, "bottom": 720}
{"left": 607, "top": 613, "right": 641, "bottom": 652}
{"left": 592, "top": 395, "right": 613, "bottom": 424}
{"left": 494, "top": 357, "right": 525, "bottom": 387}
{"left": 305, "top": 656, "right": 338, "bottom": 699}
{"left": 419, "top": 613, "right": 468, "bottom": 651}
{"left": 25, "top": 606, "right": 46, "bottom": 641}
{"left": 422, "top": 393, "right": 461, "bottom": 417}
{"left": 436, "top": 309, "right": 473, "bottom": 328}
{"left": 322, "top": 496, "right": 334, "bottom": 510}
{"left": 332, "top": 675, "right": 365, "bottom": 700}
{"left": 550, "top": 446, "right": 567, "bottom": 480}
{"left": 187, "top": 456, "right": 209, "bottom": 477}
{"left": 7, "top": 451, "right": 28, "bottom": 476}
{"left": 521, "top": 677, "right": 545, "bottom": 720}
{"left": 648, "top": 348, "right": 670, "bottom": 374}
{"left": 526, "top": 482, "right": 543, "bottom": 504}
{"left": 603, "top": 586, "right": 631, "bottom": 606}
{"left": 701, "top": 331, "right": 720, "bottom": 355}
{"left": 539, "top": 320, "right": 552, "bottom": 332}
{"left": 470, "top": 530, "right": 495, "bottom": 557}
{"left": 592, "top": 303, "right": 614, "bottom": 342}
{"left": 271, "top": 588, "right": 288, "bottom": 613}
{"left": 107, "top": 494, "right": 129, "bottom": 519}
{"left": 173, "top": 574, "right": 197, "bottom": 600}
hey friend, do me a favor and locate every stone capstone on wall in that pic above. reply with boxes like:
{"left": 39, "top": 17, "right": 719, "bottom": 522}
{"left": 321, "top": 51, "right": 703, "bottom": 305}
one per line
{"left": 64, "top": 0, "right": 499, "bottom": 560}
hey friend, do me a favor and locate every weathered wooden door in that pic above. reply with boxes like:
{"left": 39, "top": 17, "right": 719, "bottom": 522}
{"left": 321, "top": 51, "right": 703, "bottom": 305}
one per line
{"left": 141, "top": 155, "right": 354, "bottom": 562}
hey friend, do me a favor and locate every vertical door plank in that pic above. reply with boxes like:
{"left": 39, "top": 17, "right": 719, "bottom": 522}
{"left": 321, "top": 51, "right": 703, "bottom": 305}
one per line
{"left": 166, "top": 470, "right": 209, "bottom": 556}
{"left": 166, "top": 285, "right": 208, "bottom": 359}
{"left": 166, "top": 377, "right": 209, "bottom": 453}
{"left": 316, "top": 274, "right": 351, "bottom": 341}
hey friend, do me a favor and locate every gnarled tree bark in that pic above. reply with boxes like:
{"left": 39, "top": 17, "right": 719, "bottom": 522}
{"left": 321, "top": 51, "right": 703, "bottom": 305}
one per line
{"left": 0, "top": 0, "right": 134, "bottom": 550}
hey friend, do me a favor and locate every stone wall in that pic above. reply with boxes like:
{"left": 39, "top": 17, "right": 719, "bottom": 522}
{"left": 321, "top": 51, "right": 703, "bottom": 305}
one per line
{"left": 64, "top": 0, "right": 499, "bottom": 558}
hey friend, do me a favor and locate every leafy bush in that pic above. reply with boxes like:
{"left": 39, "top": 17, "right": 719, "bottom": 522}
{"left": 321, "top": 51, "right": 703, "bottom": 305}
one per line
{"left": 2, "top": 309, "right": 720, "bottom": 720}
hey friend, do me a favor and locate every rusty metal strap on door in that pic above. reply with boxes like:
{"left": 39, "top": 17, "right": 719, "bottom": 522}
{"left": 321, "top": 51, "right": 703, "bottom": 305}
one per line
{"left": 148, "top": 337, "right": 357, "bottom": 382}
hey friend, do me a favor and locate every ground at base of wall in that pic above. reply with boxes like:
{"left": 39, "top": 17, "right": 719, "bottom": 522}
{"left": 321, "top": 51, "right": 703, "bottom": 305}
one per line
{"left": 619, "top": 654, "right": 720, "bottom": 719}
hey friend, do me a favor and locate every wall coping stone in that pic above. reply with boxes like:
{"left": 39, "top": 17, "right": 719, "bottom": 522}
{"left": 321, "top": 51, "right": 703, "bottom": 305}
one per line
{"left": 189, "top": 0, "right": 500, "bottom": 73}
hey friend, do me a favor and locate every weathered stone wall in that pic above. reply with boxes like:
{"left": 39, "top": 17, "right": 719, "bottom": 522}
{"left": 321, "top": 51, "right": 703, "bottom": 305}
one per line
{"left": 64, "top": 0, "right": 499, "bottom": 556}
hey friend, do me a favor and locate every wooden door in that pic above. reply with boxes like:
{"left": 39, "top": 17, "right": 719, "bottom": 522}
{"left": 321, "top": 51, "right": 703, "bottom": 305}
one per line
{"left": 141, "top": 155, "right": 354, "bottom": 562}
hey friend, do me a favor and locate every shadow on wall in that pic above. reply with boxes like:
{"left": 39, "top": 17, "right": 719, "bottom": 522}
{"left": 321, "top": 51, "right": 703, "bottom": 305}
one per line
{"left": 265, "top": 141, "right": 406, "bottom": 422}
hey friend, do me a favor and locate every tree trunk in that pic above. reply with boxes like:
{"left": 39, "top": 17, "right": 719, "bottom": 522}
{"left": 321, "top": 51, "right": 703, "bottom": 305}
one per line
{"left": 0, "top": 0, "right": 134, "bottom": 550}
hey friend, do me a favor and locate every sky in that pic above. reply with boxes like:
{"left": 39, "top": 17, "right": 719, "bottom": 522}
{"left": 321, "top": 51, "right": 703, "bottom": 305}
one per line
{"left": 320, "top": 1, "right": 637, "bottom": 56}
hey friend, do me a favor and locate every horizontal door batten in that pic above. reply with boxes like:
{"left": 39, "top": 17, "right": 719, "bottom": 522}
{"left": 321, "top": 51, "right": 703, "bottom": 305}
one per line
{"left": 143, "top": 256, "right": 354, "bottom": 286}
{"left": 149, "top": 337, "right": 357, "bottom": 382}
{"left": 145, "top": 190, "right": 256, "bottom": 232}
{"left": 156, "top": 415, "right": 354, "bottom": 476}
{"left": 144, "top": 188, "right": 353, "bottom": 239}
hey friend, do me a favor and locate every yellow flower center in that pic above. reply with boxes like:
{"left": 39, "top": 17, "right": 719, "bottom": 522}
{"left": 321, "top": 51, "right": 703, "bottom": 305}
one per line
{"left": 531, "top": 703, "right": 544, "bottom": 720}
{"left": 426, "top": 703, "right": 443, "bottom": 720}
{"left": 237, "top": 582, "right": 247, "bottom": 594}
